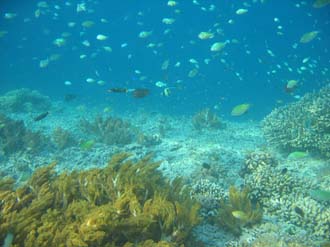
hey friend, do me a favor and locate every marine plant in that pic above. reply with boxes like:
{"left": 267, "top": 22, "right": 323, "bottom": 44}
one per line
{"left": 262, "top": 85, "right": 330, "bottom": 157}
{"left": 0, "top": 153, "right": 201, "bottom": 247}
{"left": 192, "top": 108, "right": 224, "bottom": 130}
{"left": 80, "top": 115, "right": 137, "bottom": 145}
{"left": 217, "top": 186, "right": 262, "bottom": 235}
{"left": 0, "top": 113, "right": 47, "bottom": 155}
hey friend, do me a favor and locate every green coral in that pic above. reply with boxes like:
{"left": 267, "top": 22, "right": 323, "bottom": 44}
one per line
{"left": 0, "top": 153, "right": 201, "bottom": 247}
{"left": 192, "top": 108, "right": 225, "bottom": 130}
{"left": 262, "top": 85, "right": 330, "bottom": 157}
{"left": 80, "top": 115, "right": 138, "bottom": 145}
{"left": 217, "top": 186, "right": 262, "bottom": 235}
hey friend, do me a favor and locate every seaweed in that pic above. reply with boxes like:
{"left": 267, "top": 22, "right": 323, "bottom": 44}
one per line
{"left": 217, "top": 186, "right": 262, "bottom": 235}
{"left": 0, "top": 153, "right": 201, "bottom": 246}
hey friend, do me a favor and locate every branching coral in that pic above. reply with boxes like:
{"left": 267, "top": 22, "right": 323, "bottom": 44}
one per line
{"left": 217, "top": 186, "right": 262, "bottom": 236}
{"left": 243, "top": 151, "right": 330, "bottom": 240}
{"left": 262, "top": 85, "right": 330, "bottom": 157}
{"left": 80, "top": 116, "right": 137, "bottom": 145}
{"left": 0, "top": 113, "right": 47, "bottom": 155}
{"left": 0, "top": 153, "right": 201, "bottom": 247}
{"left": 0, "top": 88, "right": 51, "bottom": 113}
{"left": 192, "top": 108, "right": 225, "bottom": 130}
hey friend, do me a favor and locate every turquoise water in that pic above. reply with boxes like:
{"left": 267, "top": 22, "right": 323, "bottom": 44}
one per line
{"left": 1, "top": 0, "right": 329, "bottom": 117}
{"left": 1, "top": 1, "right": 330, "bottom": 247}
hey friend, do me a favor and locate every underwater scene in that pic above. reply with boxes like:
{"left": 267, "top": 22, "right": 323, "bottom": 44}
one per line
{"left": 0, "top": 0, "right": 330, "bottom": 246}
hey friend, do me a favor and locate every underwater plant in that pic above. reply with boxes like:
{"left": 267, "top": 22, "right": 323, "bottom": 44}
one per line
{"left": 0, "top": 153, "right": 201, "bottom": 247}
{"left": 217, "top": 186, "right": 262, "bottom": 235}
{"left": 192, "top": 108, "right": 225, "bottom": 130}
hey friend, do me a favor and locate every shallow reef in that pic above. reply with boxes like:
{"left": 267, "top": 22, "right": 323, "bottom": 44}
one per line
{"left": 0, "top": 153, "right": 201, "bottom": 247}
{"left": 243, "top": 151, "right": 330, "bottom": 240}
{"left": 262, "top": 85, "right": 330, "bottom": 157}
{"left": 80, "top": 115, "right": 138, "bottom": 145}
{"left": 192, "top": 108, "right": 225, "bottom": 130}
{"left": 0, "top": 113, "right": 47, "bottom": 155}
{"left": 0, "top": 88, "right": 51, "bottom": 113}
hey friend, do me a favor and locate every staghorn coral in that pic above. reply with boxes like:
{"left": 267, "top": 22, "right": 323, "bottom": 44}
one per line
{"left": 0, "top": 88, "right": 51, "bottom": 113}
{"left": 262, "top": 85, "right": 330, "bottom": 157}
{"left": 0, "top": 153, "right": 201, "bottom": 247}
{"left": 217, "top": 186, "right": 263, "bottom": 236}
{"left": 0, "top": 113, "right": 47, "bottom": 155}
{"left": 243, "top": 151, "right": 330, "bottom": 240}
{"left": 80, "top": 115, "right": 137, "bottom": 145}
{"left": 192, "top": 108, "right": 225, "bottom": 130}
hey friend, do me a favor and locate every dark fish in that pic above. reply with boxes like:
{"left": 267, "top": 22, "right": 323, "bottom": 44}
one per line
{"left": 132, "top": 88, "right": 149, "bottom": 98}
{"left": 64, "top": 94, "right": 77, "bottom": 102}
{"left": 33, "top": 111, "right": 49, "bottom": 121}
{"left": 107, "top": 88, "right": 128, "bottom": 93}
{"left": 294, "top": 206, "right": 304, "bottom": 218}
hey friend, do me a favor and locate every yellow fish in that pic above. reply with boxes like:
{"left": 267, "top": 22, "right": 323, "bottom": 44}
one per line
{"left": 300, "top": 31, "right": 319, "bottom": 43}
{"left": 231, "top": 104, "right": 251, "bottom": 116}
{"left": 313, "top": 0, "right": 330, "bottom": 8}
{"left": 232, "top": 210, "right": 249, "bottom": 221}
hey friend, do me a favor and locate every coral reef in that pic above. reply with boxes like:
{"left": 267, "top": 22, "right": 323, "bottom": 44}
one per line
{"left": 0, "top": 113, "right": 47, "bottom": 155}
{"left": 262, "top": 85, "right": 330, "bottom": 157}
{"left": 80, "top": 115, "right": 137, "bottom": 145}
{"left": 0, "top": 88, "right": 52, "bottom": 113}
{"left": 0, "top": 153, "right": 201, "bottom": 247}
{"left": 137, "top": 133, "right": 162, "bottom": 147}
{"left": 52, "top": 127, "right": 77, "bottom": 150}
{"left": 191, "top": 179, "right": 225, "bottom": 219}
{"left": 217, "top": 186, "right": 263, "bottom": 236}
{"left": 243, "top": 151, "right": 330, "bottom": 240}
{"left": 192, "top": 108, "right": 225, "bottom": 130}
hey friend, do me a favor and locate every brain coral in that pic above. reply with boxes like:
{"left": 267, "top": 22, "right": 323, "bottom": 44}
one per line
{"left": 262, "top": 85, "right": 330, "bottom": 157}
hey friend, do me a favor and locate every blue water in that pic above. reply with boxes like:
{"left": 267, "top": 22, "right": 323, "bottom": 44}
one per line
{"left": 1, "top": 0, "right": 329, "bottom": 118}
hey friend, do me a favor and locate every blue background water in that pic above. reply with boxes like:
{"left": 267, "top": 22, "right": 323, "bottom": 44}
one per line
{"left": 1, "top": 0, "right": 329, "bottom": 119}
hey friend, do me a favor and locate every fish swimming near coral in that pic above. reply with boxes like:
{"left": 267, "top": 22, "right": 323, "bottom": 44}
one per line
{"left": 132, "top": 88, "right": 150, "bottom": 98}
{"left": 107, "top": 88, "right": 129, "bottom": 93}
{"left": 285, "top": 80, "right": 298, "bottom": 93}
{"left": 107, "top": 88, "right": 150, "bottom": 98}
{"left": 231, "top": 103, "right": 251, "bottom": 116}
{"left": 33, "top": 111, "right": 49, "bottom": 121}
{"left": 64, "top": 93, "right": 78, "bottom": 102}
{"left": 287, "top": 151, "right": 308, "bottom": 159}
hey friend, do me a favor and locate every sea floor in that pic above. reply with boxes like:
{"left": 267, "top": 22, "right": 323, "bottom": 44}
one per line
{"left": 1, "top": 98, "right": 329, "bottom": 246}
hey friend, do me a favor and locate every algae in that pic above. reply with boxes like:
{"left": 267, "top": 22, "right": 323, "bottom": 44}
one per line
{"left": 0, "top": 153, "right": 201, "bottom": 247}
